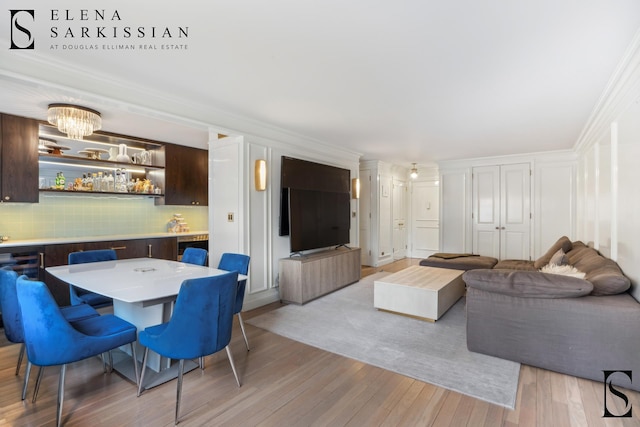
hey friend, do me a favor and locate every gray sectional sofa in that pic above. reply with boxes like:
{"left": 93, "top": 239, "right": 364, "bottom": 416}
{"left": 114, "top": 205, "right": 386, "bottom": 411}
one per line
{"left": 462, "top": 236, "right": 640, "bottom": 392}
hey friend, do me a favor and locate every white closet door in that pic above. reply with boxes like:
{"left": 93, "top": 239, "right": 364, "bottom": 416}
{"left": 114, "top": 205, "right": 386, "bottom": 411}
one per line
{"left": 500, "top": 163, "right": 531, "bottom": 260}
{"left": 472, "top": 166, "right": 501, "bottom": 257}
{"left": 472, "top": 163, "right": 531, "bottom": 259}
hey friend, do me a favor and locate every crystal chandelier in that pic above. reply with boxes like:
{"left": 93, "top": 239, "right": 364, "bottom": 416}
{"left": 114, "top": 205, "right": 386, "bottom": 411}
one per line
{"left": 47, "top": 104, "right": 102, "bottom": 140}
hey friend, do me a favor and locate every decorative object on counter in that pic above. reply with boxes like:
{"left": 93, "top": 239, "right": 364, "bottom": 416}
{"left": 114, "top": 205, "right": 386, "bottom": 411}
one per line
{"left": 47, "top": 103, "right": 102, "bottom": 140}
{"left": 168, "top": 214, "right": 189, "bottom": 233}
{"left": 116, "top": 144, "right": 130, "bottom": 163}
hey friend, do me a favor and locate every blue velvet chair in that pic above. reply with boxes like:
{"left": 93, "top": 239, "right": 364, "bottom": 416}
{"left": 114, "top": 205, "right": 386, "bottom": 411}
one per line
{"left": 137, "top": 271, "right": 239, "bottom": 424}
{"left": 218, "top": 253, "right": 251, "bottom": 350}
{"left": 0, "top": 267, "right": 100, "bottom": 400}
{"left": 181, "top": 247, "right": 208, "bottom": 266}
{"left": 16, "top": 276, "right": 139, "bottom": 427}
{"left": 68, "top": 249, "right": 116, "bottom": 308}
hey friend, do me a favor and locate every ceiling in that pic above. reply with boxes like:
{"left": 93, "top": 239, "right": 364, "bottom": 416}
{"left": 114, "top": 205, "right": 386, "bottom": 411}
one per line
{"left": 1, "top": 1, "right": 640, "bottom": 167}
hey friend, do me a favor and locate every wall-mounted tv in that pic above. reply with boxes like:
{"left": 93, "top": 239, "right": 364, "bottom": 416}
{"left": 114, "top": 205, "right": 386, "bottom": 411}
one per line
{"left": 279, "top": 156, "right": 351, "bottom": 253}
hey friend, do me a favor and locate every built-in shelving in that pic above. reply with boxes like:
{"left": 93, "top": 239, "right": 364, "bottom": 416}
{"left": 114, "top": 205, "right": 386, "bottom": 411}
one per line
{"left": 38, "top": 153, "right": 165, "bottom": 170}
{"left": 39, "top": 189, "right": 163, "bottom": 197}
{"left": 38, "top": 123, "right": 166, "bottom": 198}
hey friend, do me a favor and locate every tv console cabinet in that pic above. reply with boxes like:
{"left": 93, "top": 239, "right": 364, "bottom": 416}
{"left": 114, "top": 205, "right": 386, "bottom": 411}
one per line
{"left": 279, "top": 247, "right": 361, "bottom": 304}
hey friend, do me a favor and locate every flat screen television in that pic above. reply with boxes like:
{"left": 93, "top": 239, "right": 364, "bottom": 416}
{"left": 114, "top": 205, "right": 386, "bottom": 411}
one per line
{"left": 288, "top": 189, "right": 351, "bottom": 253}
{"left": 279, "top": 156, "right": 351, "bottom": 253}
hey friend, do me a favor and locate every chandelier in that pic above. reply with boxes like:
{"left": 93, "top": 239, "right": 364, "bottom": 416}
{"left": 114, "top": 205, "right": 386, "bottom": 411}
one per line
{"left": 410, "top": 163, "right": 419, "bottom": 179}
{"left": 47, "top": 104, "right": 102, "bottom": 140}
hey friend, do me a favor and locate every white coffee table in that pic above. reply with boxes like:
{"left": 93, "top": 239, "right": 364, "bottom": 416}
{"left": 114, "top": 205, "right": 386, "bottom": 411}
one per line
{"left": 374, "top": 265, "right": 465, "bottom": 321}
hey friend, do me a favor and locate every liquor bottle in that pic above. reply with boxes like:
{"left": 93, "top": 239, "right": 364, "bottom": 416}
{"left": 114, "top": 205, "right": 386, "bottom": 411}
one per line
{"left": 106, "top": 172, "right": 114, "bottom": 192}
{"left": 59, "top": 172, "right": 65, "bottom": 190}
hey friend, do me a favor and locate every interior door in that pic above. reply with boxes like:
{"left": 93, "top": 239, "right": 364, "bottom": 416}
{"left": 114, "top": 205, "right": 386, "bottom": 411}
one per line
{"left": 500, "top": 163, "right": 531, "bottom": 260}
{"left": 378, "top": 174, "right": 393, "bottom": 263}
{"left": 392, "top": 178, "right": 407, "bottom": 260}
{"left": 411, "top": 181, "right": 440, "bottom": 258}
{"left": 472, "top": 166, "right": 501, "bottom": 257}
{"left": 472, "top": 163, "right": 530, "bottom": 259}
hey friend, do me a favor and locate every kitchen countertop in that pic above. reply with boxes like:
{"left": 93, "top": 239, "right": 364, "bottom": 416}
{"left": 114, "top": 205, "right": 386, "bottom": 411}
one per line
{"left": 0, "top": 231, "right": 209, "bottom": 249}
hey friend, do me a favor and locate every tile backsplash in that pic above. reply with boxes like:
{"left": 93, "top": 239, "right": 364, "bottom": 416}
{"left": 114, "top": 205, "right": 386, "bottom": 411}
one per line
{"left": 0, "top": 194, "right": 208, "bottom": 240}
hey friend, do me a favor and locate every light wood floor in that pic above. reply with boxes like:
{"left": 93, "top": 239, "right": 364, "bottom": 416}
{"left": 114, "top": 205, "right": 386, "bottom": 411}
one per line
{"left": 1, "top": 258, "right": 639, "bottom": 426}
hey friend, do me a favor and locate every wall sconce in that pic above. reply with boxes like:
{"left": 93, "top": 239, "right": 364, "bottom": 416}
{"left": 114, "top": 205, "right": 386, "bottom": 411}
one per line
{"left": 255, "top": 159, "right": 267, "bottom": 191}
{"left": 352, "top": 178, "right": 360, "bottom": 199}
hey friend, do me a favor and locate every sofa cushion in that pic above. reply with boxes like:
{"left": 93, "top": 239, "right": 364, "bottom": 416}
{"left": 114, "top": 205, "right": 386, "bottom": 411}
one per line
{"left": 419, "top": 255, "right": 498, "bottom": 271}
{"left": 565, "top": 243, "right": 631, "bottom": 295}
{"left": 463, "top": 269, "right": 593, "bottom": 298}
{"left": 534, "top": 236, "right": 573, "bottom": 269}
{"left": 493, "top": 259, "right": 536, "bottom": 271}
{"left": 548, "top": 248, "right": 568, "bottom": 266}
{"left": 586, "top": 260, "right": 631, "bottom": 296}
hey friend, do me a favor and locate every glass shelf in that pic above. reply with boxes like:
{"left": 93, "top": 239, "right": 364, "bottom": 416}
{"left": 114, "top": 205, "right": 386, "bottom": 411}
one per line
{"left": 38, "top": 154, "right": 164, "bottom": 170}
{"left": 39, "top": 189, "right": 163, "bottom": 198}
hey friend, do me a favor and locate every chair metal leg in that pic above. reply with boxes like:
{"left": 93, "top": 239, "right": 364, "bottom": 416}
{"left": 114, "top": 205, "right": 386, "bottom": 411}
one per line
{"left": 137, "top": 347, "right": 149, "bottom": 397}
{"left": 176, "top": 359, "right": 185, "bottom": 425}
{"left": 22, "top": 361, "right": 32, "bottom": 400}
{"left": 199, "top": 356, "right": 204, "bottom": 370}
{"left": 130, "top": 343, "right": 140, "bottom": 388}
{"left": 225, "top": 346, "right": 241, "bottom": 387}
{"left": 32, "top": 366, "right": 45, "bottom": 403}
{"left": 56, "top": 364, "right": 66, "bottom": 427}
{"left": 16, "top": 343, "right": 25, "bottom": 375}
{"left": 108, "top": 350, "right": 114, "bottom": 373}
{"left": 237, "top": 313, "right": 250, "bottom": 351}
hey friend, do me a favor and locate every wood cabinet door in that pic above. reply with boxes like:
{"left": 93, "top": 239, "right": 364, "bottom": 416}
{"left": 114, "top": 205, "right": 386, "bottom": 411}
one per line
{"left": 163, "top": 144, "right": 208, "bottom": 206}
{"left": 0, "top": 114, "right": 39, "bottom": 203}
{"left": 146, "top": 237, "right": 177, "bottom": 260}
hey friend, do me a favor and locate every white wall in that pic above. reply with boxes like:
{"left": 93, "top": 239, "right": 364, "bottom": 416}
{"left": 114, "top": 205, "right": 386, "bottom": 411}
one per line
{"left": 211, "top": 130, "right": 360, "bottom": 310}
{"left": 438, "top": 151, "right": 576, "bottom": 259}
{"left": 574, "top": 31, "right": 640, "bottom": 300}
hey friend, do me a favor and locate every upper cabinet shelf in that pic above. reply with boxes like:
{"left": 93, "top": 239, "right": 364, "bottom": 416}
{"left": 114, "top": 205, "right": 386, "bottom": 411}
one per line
{"left": 38, "top": 153, "right": 165, "bottom": 170}
{"left": 0, "top": 113, "right": 206, "bottom": 205}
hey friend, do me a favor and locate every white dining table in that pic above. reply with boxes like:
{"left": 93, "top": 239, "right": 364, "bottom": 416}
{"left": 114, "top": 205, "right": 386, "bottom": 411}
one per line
{"left": 46, "top": 257, "right": 247, "bottom": 387}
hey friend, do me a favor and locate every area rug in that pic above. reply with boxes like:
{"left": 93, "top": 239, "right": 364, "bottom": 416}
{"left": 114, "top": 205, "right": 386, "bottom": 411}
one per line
{"left": 247, "top": 272, "right": 520, "bottom": 409}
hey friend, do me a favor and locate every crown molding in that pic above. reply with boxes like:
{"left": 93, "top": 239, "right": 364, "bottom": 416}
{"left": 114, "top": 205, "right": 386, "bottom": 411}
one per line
{"left": 0, "top": 51, "right": 362, "bottom": 161}
{"left": 574, "top": 28, "right": 640, "bottom": 154}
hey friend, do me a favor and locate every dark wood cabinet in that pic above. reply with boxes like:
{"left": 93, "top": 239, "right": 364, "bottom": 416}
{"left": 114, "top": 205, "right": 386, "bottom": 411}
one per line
{"left": 0, "top": 113, "right": 39, "bottom": 203}
{"left": 161, "top": 144, "right": 208, "bottom": 206}
{"left": 43, "top": 236, "right": 177, "bottom": 305}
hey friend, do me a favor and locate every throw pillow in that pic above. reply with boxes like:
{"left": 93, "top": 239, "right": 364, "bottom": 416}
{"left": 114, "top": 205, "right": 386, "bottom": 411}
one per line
{"left": 548, "top": 249, "right": 567, "bottom": 266}
{"left": 540, "top": 263, "right": 586, "bottom": 279}
{"left": 534, "top": 236, "right": 573, "bottom": 269}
